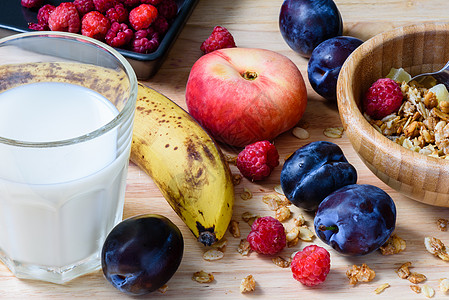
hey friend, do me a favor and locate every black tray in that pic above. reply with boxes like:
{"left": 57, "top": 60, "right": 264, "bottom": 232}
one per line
{"left": 0, "top": 0, "right": 198, "bottom": 79}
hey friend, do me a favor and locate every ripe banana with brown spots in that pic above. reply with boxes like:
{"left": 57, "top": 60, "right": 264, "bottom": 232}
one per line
{"left": 130, "top": 83, "right": 235, "bottom": 246}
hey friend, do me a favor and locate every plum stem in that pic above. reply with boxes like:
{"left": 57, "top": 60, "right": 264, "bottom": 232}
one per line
{"left": 242, "top": 71, "right": 258, "bottom": 81}
{"left": 318, "top": 224, "right": 338, "bottom": 233}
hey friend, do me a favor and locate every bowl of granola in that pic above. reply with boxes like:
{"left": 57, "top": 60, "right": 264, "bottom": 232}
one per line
{"left": 337, "top": 22, "right": 449, "bottom": 207}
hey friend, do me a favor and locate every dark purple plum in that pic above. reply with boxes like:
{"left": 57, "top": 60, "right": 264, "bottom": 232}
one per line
{"left": 280, "top": 141, "right": 357, "bottom": 211}
{"left": 101, "top": 214, "right": 184, "bottom": 296}
{"left": 279, "top": 0, "right": 343, "bottom": 57}
{"left": 314, "top": 184, "right": 396, "bottom": 256}
{"left": 308, "top": 36, "right": 363, "bottom": 102}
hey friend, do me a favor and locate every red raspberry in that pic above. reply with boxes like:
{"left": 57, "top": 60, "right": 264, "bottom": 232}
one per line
{"left": 141, "top": 0, "right": 163, "bottom": 5}
{"left": 129, "top": 4, "right": 158, "bottom": 31}
{"left": 74, "top": 0, "right": 95, "bottom": 16}
{"left": 200, "top": 26, "right": 236, "bottom": 54}
{"left": 236, "top": 140, "right": 279, "bottom": 181}
{"left": 151, "top": 16, "right": 169, "bottom": 35}
{"left": 291, "top": 245, "right": 331, "bottom": 287}
{"left": 363, "top": 78, "right": 403, "bottom": 119}
{"left": 93, "top": 0, "right": 119, "bottom": 13}
{"left": 105, "top": 22, "right": 134, "bottom": 47}
{"left": 21, "top": 0, "right": 44, "bottom": 9}
{"left": 28, "top": 23, "right": 47, "bottom": 31}
{"left": 48, "top": 2, "right": 81, "bottom": 33}
{"left": 81, "top": 11, "right": 111, "bottom": 41}
{"left": 106, "top": 3, "right": 128, "bottom": 23}
{"left": 37, "top": 4, "right": 55, "bottom": 25}
{"left": 120, "top": 0, "right": 140, "bottom": 7}
{"left": 157, "top": 0, "right": 177, "bottom": 20}
{"left": 247, "top": 216, "right": 286, "bottom": 255}
{"left": 132, "top": 30, "right": 160, "bottom": 53}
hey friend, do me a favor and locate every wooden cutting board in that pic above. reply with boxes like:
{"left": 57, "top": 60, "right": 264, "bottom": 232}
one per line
{"left": 2, "top": 0, "right": 449, "bottom": 299}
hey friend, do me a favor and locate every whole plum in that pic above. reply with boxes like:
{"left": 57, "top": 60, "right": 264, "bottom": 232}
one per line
{"left": 308, "top": 36, "right": 363, "bottom": 102}
{"left": 279, "top": 0, "right": 343, "bottom": 57}
{"left": 101, "top": 214, "right": 184, "bottom": 295}
{"left": 280, "top": 141, "right": 357, "bottom": 211}
{"left": 314, "top": 184, "right": 396, "bottom": 256}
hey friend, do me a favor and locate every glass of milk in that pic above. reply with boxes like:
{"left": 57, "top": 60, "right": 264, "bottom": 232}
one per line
{"left": 0, "top": 32, "right": 137, "bottom": 284}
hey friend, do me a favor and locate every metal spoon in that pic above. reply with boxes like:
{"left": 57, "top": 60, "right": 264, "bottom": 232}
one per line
{"left": 410, "top": 61, "right": 449, "bottom": 89}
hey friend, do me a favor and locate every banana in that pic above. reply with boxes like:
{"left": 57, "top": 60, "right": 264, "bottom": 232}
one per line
{"left": 130, "top": 83, "right": 235, "bottom": 246}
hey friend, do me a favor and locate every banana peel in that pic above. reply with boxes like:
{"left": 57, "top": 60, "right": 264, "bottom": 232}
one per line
{"left": 131, "top": 83, "right": 235, "bottom": 246}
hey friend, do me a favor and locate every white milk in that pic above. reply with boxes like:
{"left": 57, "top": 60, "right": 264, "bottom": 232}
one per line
{"left": 0, "top": 82, "right": 129, "bottom": 275}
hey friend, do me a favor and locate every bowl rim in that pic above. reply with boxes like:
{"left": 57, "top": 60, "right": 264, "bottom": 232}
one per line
{"left": 337, "top": 22, "right": 449, "bottom": 197}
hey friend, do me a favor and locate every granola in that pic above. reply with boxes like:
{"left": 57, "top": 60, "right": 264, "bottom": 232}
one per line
{"left": 374, "top": 283, "right": 390, "bottom": 294}
{"left": 422, "top": 284, "right": 435, "bottom": 298}
{"left": 346, "top": 264, "right": 376, "bottom": 285}
{"left": 228, "top": 220, "right": 241, "bottom": 238}
{"left": 202, "top": 249, "right": 224, "bottom": 261}
{"left": 364, "top": 78, "right": 449, "bottom": 158}
{"left": 323, "top": 126, "right": 344, "bottom": 138}
{"left": 440, "top": 278, "right": 449, "bottom": 293}
{"left": 437, "top": 218, "right": 448, "bottom": 231}
{"left": 240, "top": 275, "right": 256, "bottom": 293}
{"left": 274, "top": 206, "right": 291, "bottom": 222}
{"left": 379, "top": 234, "right": 406, "bottom": 255}
{"left": 192, "top": 270, "right": 214, "bottom": 283}
{"left": 292, "top": 126, "right": 310, "bottom": 140}
{"left": 424, "top": 236, "right": 449, "bottom": 261}
{"left": 240, "top": 187, "right": 252, "bottom": 200}
{"left": 272, "top": 256, "right": 291, "bottom": 268}
{"left": 237, "top": 239, "right": 251, "bottom": 256}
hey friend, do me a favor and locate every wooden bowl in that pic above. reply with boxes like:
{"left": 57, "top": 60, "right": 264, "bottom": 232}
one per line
{"left": 337, "top": 22, "right": 449, "bottom": 207}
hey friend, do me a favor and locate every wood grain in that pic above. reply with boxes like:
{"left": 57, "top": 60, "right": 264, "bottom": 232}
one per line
{"left": 2, "top": 0, "right": 449, "bottom": 299}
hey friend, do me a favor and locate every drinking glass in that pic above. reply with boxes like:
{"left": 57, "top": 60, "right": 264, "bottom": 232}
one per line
{"left": 0, "top": 31, "right": 137, "bottom": 284}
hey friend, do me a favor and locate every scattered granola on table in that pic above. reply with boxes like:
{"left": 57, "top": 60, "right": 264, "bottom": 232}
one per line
{"left": 240, "top": 275, "right": 256, "bottom": 293}
{"left": 192, "top": 270, "right": 214, "bottom": 283}
{"left": 437, "top": 218, "right": 448, "bottom": 231}
{"left": 374, "top": 283, "right": 390, "bottom": 294}
{"left": 440, "top": 278, "right": 449, "bottom": 293}
{"left": 424, "top": 236, "right": 449, "bottom": 261}
{"left": 379, "top": 233, "right": 406, "bottom": 255}
{"left": 396, "top": 262, "right": 412, "bottom": 279}
{"left": 346, "top": 263, "right": 376, "bottom": 285}
{"left": 272, "top": 256, "right": 291, "bottom": 268}
{"left": 421, "top": 284, "right": 435, "bottom": 298}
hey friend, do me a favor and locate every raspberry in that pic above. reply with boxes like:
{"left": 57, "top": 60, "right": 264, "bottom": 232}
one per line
{"left": 21, "top": 0, "right": 44, "bottom": 9}
{"left": 106, "top": 3, "right": 128, "bottom": 23}
{"left": 132, "top": 31, "right": 160, "bottom": 53}
{"left": 152, "top": 15, "right": 169, "bottom": 35}
{"left": 28, "top": 23, "right": 48, "bottom": 31}
{"left": 247, "top": 216, "right": 286, "bottom": 255}
{"left": 37, "top": 4, "right": 55, "bottom": 25}
{"left": 236, "top": 140, "right": 279, "bottom": 181}
{"left": 74, "top": 0, "right": 95, "bottom": 16}
{"left": 129, "top": 4, "right": 158, "bottom": 31}
{"left": 93, "top": 0, "right": 119, "bottom": 13}
{"left": 200, "top": 26, "right": 236, "bottom": 54}
{"left": 291, "top": 245, "right": 331, "bottom": 287}
{"left": 48, "top": 2, "right": 81, "bottom": 33}
{"left": 157, "top": 0, "right": 177, "bottom": 20}
{"left": 120, "top": 0, "right": 140, "bottom": 7}
{"left": 105, "top": 22, "right": 134, "bottom": 47}
{"left": 141, "top": 0, "right": 163, "bottom": 5}
{"left": 81, "top": 11, "right": 111, "bottom": 41}
{"left": 363, "top": 78, "right": 403, "bottom": 119}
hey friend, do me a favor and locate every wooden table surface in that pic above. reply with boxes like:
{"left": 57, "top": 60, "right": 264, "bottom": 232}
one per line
{"left": 3, "top": 0, "right": 449, "bottom": 299}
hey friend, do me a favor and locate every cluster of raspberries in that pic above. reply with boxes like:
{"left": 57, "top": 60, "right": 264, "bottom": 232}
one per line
{"left": 23, "top": 0, "right": 178, "bottom": 54}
